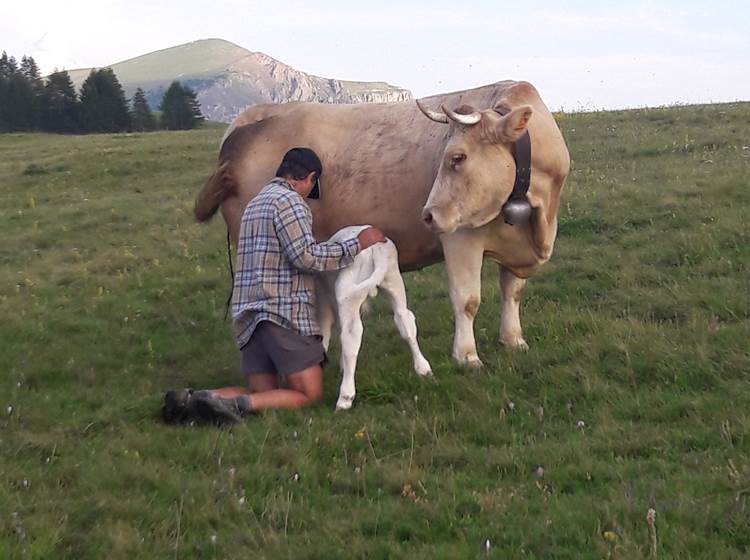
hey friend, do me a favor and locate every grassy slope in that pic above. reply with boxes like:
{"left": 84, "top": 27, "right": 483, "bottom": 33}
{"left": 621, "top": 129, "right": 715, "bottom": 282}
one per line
{"left": 0, "top": 104, "right": 748, "bottom": 559}
{"left": 66, "top": 39, "right": 252, "bottom": 88}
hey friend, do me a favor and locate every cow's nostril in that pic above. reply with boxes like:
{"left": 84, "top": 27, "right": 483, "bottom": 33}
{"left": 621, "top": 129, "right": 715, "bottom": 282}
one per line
{"left": 423, "top": 211, "right": 434, "bottom": 225}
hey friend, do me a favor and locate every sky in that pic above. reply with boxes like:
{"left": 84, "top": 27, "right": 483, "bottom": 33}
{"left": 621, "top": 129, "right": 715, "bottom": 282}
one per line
{"left": 4, "top": 0, "right": 749, "bottom": 111}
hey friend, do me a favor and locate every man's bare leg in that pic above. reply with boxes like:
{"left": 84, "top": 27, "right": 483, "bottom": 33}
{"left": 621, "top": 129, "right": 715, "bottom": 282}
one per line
{"left": 208, "top": 373, "right": 278, "bottom": 399}
{"left": 244, "top": 364, "right": 323, "bottom": 411}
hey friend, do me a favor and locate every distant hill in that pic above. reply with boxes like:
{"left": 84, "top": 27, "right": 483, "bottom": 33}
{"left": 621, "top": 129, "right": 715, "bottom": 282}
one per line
{"left": 65, "top": 39, "right": 412, "bottom": 123}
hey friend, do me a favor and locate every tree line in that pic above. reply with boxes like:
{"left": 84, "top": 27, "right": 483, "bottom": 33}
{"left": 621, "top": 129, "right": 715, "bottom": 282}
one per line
{"left": 0, "top": 51, "right": 204, "bottom": 133}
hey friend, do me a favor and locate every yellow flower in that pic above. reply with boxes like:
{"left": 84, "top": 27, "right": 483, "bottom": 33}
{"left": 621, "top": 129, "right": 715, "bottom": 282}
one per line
{"left": 602, "top": 531, "right": 618, "bottom": 543}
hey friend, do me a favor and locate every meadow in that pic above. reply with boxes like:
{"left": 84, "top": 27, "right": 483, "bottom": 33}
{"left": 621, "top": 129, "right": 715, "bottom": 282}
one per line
{"left": 1, "top": 102, "right": 748, "bottom": 559}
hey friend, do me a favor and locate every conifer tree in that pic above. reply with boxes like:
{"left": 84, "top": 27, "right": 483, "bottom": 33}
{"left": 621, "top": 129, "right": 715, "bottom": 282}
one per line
{"left": 130, "top": 87, "right": 156, "bottom": 131}
{"left": 159, "top": 81, "right": 203, "bottom": 130}
{"left": 42, "top": 70, "right": 80, "bottom": 133}
{"left": 79, "top": 68, "right": 131, "bottom": 133}
{"left": 0, "top": 52, "right": 34, "bottom": 131}
{"left": 0, "top": 51, "right": 19, "bottom": 79}
{"left": 21, "top": 56, "right": 44, "bottom": 129}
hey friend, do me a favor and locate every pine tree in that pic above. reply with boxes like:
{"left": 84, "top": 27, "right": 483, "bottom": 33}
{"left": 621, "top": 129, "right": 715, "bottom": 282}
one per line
{"left": 159, "top": 81, "right": 203, "bottom": 130}
{"left": 0, "top": 51, "right": 19, "bottom": 79}
{"left": 0, "top": 52, "right": 34, "bottom": 132}
{"left": 42, "top": 70, "right": 80, "bottom": 133}
{"left": 185, "top": 85, "right": 204, "bottom": 126}
{"left": 79, "top": 68, "right": 131, "bottom": 133}
{"left": 130, "top": 87, "right": 156, "bottom": 132}
{"left": 21, "top": 56, "right": 44, "bottom": 129}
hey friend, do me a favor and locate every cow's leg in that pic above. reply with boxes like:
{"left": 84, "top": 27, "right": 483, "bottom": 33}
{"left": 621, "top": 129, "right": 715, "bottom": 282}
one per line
{"left": 335, "top": 294, "right": 367, "bottom": 411}
{"left": 442, "top": 231, "right": 484, "bottom": 368}
{"left": 498, "top": 265, "right": 529, "bottom": 350}
{"left": 379, "top": 267, "right": 432, "bottom": 377}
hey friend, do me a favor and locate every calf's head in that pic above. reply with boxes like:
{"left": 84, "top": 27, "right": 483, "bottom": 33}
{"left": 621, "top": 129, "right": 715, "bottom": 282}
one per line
{"left": 417, "top": 100, "right": 533, "bottom": 234}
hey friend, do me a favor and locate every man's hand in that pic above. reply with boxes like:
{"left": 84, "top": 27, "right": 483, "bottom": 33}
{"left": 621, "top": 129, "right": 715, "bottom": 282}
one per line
{"left": 357, "top": 227, "right": 387, "bottom": 250}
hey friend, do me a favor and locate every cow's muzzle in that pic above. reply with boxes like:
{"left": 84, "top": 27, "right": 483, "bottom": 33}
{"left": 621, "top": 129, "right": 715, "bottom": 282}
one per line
{"left": 421, "top": 206, "right": 457, "bottom": 235}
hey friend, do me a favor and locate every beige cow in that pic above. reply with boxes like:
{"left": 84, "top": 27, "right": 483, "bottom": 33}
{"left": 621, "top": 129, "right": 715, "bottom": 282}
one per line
{"left": 195, "top": 80, "right": 570, "bottom": 367}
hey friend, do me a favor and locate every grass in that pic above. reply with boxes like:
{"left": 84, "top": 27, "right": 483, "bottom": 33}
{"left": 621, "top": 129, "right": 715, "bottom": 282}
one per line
{"left": 1, "top": 104, "right": 749, "bottom": 559}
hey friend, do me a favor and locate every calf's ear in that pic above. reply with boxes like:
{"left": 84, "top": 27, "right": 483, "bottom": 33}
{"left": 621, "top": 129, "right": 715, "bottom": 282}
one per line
{"left": 493, "top": 105, "right": 533, "bottom": 143}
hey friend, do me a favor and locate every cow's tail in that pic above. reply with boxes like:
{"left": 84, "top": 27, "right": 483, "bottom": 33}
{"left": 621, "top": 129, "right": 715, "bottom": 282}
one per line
{"left": 194, "top": 160, "right": 235, "bottom": 222}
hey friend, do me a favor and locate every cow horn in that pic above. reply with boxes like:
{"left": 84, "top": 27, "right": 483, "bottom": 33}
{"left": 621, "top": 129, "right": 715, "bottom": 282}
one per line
{"left": 416, "top": 99, "right": 449, "bottom": 124}
{"left": 441, "top": 104, "right": 482, "bottom": 126}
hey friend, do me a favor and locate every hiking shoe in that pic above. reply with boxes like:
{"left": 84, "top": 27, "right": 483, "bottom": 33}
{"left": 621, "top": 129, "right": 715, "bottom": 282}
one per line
{"left": 194, "top": 394, "right": 251, "bottom": 426}
{"left": 162, "top": 389, "right": 213, "bottom": 423}
{"left": 162, "top": 388, "right": 193, "bottom": 423}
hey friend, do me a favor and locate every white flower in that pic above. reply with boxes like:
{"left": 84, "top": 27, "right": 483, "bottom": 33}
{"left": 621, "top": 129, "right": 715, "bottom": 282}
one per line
{"left": 577, "top": 420, "right": 586, "bottom": 429}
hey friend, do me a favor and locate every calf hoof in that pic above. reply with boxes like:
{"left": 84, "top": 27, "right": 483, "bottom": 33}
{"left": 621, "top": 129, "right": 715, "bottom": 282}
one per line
{"left": 335, "top": 395, "right": 355, "bottom": 411}
{"left": 414, "top": 359, "right": 433, "bottom": 377}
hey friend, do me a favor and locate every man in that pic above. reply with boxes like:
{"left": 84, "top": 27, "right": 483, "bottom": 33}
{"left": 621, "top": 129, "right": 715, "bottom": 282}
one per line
{"left": 163, "top": 148, "right": 386, "bottom": 424}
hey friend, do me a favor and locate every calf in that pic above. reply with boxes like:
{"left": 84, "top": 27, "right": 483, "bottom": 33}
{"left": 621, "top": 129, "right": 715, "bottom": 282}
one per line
{"left": 316, "top": 226, "right": 432, "bottom": 410}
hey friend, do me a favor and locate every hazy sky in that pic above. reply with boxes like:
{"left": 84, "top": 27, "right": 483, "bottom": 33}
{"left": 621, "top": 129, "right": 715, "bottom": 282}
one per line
{"left": 4, "top": 0, "right": 749, "bottom": 110}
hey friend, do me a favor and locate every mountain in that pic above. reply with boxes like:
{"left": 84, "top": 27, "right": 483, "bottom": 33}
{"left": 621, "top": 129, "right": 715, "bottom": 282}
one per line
{"left": 65, "top": 39, "right": 413, "bottom": 122}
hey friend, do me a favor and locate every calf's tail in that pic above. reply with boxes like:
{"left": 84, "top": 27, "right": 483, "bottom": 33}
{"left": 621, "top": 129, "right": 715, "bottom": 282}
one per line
{"left": 347, "top": 241, "right": 395, "bottom": 297}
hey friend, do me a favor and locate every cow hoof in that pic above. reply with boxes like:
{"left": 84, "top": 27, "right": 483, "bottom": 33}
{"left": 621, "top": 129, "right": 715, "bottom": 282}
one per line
{"left": 464, "top": 356, "right": 484, "bottom": 369}
{"left": 501, "top": 337, "right": 529, "bottom": 351}
{"left": 335, "top": 396, "right": 354, "bottom": 411}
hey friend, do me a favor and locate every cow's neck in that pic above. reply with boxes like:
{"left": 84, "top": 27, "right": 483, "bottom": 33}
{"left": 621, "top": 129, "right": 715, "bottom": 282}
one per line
{"left": 494, "top": 107, "right": 532, "bottom": 225}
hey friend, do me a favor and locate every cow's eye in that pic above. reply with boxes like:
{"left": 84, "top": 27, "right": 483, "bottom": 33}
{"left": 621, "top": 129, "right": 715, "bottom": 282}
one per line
{"left": 449, "top": 153, "right": 467, "bottom": 169}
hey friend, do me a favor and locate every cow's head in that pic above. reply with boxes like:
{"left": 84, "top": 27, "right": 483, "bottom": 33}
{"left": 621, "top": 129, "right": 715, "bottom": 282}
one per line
{"left": 417, "top": 100, "right": 533, "bottom": 234}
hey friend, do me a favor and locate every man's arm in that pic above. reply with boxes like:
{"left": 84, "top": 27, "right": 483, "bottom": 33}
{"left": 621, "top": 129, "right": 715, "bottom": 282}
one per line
{"left": 274, "top": 195, "right": 361, "bottom": 272}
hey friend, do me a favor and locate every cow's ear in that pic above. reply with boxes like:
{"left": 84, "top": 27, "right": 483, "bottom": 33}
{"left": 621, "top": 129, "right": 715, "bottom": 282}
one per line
{"left": 493, "top": 105, "right": 533, "bottom": 143}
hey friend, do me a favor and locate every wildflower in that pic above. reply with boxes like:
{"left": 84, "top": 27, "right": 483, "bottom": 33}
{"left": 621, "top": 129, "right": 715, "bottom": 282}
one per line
{"left": 576, "top": 420, "right": 586, "bottom": 429}
{"left": 602, "top": 531, "right": 618, "bottom": 543}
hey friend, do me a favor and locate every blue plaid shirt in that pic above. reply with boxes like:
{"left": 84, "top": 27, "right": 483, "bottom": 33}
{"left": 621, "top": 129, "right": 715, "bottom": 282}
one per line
{"left": 231, "top": 178, "right": 361, "bottom": 348}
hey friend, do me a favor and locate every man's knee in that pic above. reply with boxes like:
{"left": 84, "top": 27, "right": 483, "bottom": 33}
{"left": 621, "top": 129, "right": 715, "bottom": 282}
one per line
{"left": 306, "top": 385, "right": 324, "bottom": 404}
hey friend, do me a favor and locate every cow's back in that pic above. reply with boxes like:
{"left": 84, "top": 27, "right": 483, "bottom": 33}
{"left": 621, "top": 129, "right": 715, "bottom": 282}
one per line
{"left": 215, "top": 80, "right": 564, "bottom": 271}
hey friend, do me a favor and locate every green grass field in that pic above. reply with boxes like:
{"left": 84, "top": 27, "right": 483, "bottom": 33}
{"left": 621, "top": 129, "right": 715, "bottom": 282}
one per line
{"left": 1, "top": 103, "right": 748, "bottom": 559}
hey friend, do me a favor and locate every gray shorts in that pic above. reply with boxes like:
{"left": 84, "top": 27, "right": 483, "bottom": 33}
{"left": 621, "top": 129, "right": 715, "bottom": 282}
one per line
{"left": 240, "top": 320, "right": 325, "bottom": 376}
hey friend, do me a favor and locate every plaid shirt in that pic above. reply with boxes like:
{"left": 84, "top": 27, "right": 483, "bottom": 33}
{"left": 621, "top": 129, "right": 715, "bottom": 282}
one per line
{"left": 231, "top": 178, "right": 360, "bottom": 348}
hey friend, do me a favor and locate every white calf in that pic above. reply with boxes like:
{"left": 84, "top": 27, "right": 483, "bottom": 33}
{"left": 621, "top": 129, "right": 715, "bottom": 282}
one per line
{"left": 316, "top": 226, "right": 433, "bottom": 411}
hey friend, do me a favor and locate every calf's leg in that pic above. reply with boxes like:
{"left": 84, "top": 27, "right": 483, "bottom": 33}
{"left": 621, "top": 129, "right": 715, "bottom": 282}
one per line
{"left": 379, "top": 268, "right": 432, "bottom": 376}
{"left": 335, "top": 293, "right": 368, "bottom": 411}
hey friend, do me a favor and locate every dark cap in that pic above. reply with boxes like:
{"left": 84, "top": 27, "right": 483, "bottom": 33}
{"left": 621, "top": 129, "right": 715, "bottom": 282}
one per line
{"left": 278, "top": 147, "right": 322, "bottom": 199}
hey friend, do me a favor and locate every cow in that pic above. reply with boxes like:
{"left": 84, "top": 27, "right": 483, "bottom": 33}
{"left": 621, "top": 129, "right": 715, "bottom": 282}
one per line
{"left": 316, "top": 226, "right": 432, "bottom": 411}
{"left": 195, "top": 80, "right": 570, "bottom": 368}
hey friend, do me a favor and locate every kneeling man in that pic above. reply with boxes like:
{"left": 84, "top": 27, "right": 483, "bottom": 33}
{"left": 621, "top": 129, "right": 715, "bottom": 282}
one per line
{"left": 164, "top": 148, "right": 385, "bottom": 424}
